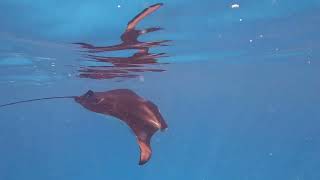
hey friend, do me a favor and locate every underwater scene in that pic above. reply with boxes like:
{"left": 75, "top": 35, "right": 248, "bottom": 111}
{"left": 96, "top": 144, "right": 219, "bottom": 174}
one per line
{"left": 0, "top": 0, "right": 319, "bottom": 179}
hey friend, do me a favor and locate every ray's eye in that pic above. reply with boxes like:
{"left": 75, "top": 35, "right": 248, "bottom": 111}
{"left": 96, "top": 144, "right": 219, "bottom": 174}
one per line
{"left": 84, "top": 90, "right": 94, "bottom": 99}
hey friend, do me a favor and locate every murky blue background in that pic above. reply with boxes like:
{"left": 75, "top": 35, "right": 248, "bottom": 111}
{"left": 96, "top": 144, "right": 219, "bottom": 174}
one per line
{"left": 0, "top": 0, "right": 320, "bottom": 179}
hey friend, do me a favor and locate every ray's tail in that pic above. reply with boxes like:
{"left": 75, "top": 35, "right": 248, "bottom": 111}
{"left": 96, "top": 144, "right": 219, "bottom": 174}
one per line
{"left": 0, "top": 96, "right": 76, "bottom": 108}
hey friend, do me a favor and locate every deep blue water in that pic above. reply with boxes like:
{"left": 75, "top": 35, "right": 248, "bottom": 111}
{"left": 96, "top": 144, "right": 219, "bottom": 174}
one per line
{"left": 0, "top": 0, "right": 320, "bottom": 179}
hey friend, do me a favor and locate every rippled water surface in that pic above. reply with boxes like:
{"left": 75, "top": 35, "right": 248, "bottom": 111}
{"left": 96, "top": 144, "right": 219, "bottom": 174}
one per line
{"left": 0, "top": 1, "right": 320, "bottom": 179}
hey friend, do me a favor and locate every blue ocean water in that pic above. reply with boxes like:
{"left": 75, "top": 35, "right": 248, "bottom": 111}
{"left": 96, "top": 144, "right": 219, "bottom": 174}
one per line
{"left": 0, "top": 0, "right": 320, "bottom": 179}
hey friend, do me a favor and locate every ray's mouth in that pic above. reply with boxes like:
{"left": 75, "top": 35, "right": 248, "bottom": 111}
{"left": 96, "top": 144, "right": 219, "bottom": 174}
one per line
{"left": 74, "top": 96, "right": 81, "bottom": 103}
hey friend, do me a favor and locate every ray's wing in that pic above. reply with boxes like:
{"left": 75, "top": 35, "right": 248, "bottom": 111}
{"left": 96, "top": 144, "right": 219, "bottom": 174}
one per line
{"left": 145, "top": 101, "right": 168, "bottom": 131}
{"left": 137, "top": 138, "right": 152, "bottom": 165}
{"left": 127, "top": 3, "right": 163, "bottom": 31}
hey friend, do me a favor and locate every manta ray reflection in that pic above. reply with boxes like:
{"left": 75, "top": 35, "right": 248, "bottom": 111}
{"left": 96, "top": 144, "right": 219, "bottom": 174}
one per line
{"left": 74, "top": 3, "right": 171, "bottom": 80}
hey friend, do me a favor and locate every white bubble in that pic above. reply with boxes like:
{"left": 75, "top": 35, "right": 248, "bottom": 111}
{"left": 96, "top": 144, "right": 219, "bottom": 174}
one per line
{"left": 231, "top": 4, "right": 240, "bottom": 8}
{"left": 141, "top": 30, "right": 147, "bottom": 34}
{"left": 117, "top": 4, "right": 121, "bottom": 8}
{"left": 239, "top": 18, "right": 243, "bottom": 22}
{"left": 139, "top": 76, "right": 145, "bottom": 82}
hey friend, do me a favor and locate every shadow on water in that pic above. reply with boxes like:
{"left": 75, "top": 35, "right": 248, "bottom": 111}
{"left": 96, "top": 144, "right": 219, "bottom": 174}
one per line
{"left": 73, "top": 3, "right": 171, "bottom": 80}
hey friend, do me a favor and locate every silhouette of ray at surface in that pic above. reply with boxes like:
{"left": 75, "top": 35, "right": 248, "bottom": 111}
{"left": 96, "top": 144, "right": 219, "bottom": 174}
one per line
{"left": 74, "top": 3, "right": 171, "bottom": 81}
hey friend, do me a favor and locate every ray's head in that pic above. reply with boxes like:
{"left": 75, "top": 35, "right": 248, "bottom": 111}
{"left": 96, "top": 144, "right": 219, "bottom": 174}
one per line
{"left": 75, "top": 90, "right": 99, "bottom": 107}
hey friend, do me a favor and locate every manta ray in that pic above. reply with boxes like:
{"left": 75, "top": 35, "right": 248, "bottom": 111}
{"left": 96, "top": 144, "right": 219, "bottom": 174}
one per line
{"left": 0, "top": 89, "right": 168, "bottom": 165}
{"left": 75, "top": 89, "right": 168, "bottom": 165}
